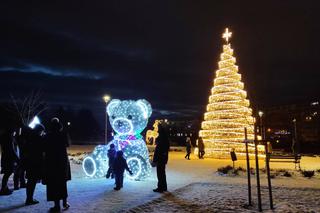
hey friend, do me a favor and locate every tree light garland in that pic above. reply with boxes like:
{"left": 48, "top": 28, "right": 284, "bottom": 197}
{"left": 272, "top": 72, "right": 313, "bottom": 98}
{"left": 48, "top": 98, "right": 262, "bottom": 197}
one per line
{"left": 199, "top": 28, "right": 265, "bottom": 158}
{"left": 83, "top": 99, "right": 152, "bottom": 180}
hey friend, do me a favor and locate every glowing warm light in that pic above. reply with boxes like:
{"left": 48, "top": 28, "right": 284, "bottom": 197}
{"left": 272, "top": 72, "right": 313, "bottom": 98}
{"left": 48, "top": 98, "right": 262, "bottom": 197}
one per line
{"left": 258, "top": 111, "right": 264, "bottom": 117}
{"left": 28, "top": 116, "right": 40, "bottom": 129}
{"left": 222, "top": 28, "right": 232, "bottom": 43}
{"left": 83, "top": 99, "right": 152, "bottom": 180}
{"left": 146, "top": 120, "right": 160, "bottom": 145}
{"left": 199, "top": 28, "right": 264, "bottom": 158}
{"left": 103, "top": 95, "right": 111, "bottom": 103}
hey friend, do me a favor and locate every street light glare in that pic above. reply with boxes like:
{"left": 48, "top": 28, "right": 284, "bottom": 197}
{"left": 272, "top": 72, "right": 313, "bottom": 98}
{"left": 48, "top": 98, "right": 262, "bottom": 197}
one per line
{"left": 103, "top": 95, "right": 111, "bottom": 103}
{"left": 258, "top": 111, "right": 264, "bottom": 117}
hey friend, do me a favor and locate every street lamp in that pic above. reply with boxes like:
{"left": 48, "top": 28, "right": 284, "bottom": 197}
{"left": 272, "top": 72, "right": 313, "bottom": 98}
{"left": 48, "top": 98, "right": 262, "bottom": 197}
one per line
{"left": 103, "top": 95, "right": 111, "bottom": 144}
{"left": 258, "top": 111, "right": 264, "bottom": 140}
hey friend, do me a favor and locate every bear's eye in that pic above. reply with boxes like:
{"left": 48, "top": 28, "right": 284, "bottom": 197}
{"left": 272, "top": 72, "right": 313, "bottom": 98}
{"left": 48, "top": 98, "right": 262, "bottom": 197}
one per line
{"left": 127, "top": 115, "right": 132, "bottom": 120}
{"left": 111, "top": 115, "right": 116, "bottom": 119}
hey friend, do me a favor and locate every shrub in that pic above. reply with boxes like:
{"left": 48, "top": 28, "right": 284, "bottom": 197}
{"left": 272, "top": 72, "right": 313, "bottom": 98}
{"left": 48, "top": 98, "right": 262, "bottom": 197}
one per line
{"left": 316, "top": 169, "right": 320, "bottom": 173}
{"left": 250, "top": 168, "right": 255, "bottom": 175}
{"left": 283, "top": 171, "right": 292, "bottom": 177}
{"left": 237, "top": 167, "right": 246, "bottom": 172}
{"left": 232, "top": 169, "right": 239, "bottom": 176}
{"left": 270, "top": 174, "right": 276, "bottom": 179}
{"left": 217, "top": 165, "right": 233, "bottom": 174}
{"left": 301, "top": 170, "right": 315, "bottom": 178}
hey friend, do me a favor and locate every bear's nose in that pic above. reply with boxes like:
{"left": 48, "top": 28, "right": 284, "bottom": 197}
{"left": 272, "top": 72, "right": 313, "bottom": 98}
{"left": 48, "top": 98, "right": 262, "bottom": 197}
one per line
{"left": 113, "top": 118, "right": 133, "bottom": 134}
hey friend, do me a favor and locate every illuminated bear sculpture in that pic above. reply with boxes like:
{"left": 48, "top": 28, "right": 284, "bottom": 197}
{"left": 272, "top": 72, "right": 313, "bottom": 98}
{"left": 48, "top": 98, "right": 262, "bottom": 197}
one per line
{"left": 82, "top": 99, "right": 152, "bottom": 180}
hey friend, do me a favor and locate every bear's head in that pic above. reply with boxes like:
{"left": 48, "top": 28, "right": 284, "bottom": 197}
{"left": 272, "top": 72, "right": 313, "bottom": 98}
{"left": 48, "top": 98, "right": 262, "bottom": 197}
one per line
{"left": 107, "top": 99, "right": 152, "bottom": 135}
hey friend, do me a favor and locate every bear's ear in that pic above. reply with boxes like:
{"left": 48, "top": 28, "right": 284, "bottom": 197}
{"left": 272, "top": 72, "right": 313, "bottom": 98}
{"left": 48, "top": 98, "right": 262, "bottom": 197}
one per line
{"left": 107, "top": 99, "right": 121, "bottom": 116}
{"left": 136, "top": 99, "right": 152, "bottom": 119}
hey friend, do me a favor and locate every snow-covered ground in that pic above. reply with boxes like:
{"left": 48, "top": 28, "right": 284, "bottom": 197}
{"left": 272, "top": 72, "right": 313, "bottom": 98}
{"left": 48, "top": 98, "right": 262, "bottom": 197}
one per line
{"left": 0, "top": 145, "right": 320, "bottom": 212}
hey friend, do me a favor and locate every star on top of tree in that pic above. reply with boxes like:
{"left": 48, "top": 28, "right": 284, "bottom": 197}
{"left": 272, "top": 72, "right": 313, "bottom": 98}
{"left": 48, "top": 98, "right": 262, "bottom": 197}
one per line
{"left": 222, "top": 28, "right": 232, "bottom": 43}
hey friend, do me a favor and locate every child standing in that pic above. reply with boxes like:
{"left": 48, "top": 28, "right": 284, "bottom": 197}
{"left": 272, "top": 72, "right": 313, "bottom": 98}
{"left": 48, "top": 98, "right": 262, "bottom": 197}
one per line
{"left": 113, "top": 151, "right": 132, "bottom": 190}
{"left": 106, "top": 144, "right": 116, "bottom": 179}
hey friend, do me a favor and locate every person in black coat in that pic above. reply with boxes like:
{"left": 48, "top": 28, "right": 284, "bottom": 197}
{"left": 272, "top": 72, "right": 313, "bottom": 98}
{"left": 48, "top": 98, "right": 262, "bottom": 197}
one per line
{"left": 185, "top": 137, "right": 192, "bottom": 160}
{"left": 44, "top": 118, "right": 71, "bottom": 212}
{"left": 13, "top": 126, "right": 27, "bottom": 190}
{"left": 152, "top": 122, "right": 170, "bottom": 193}
{"left": 0, "top": 127, "right": 19, "bottom": 196}
{"left": 24, "top": 124, "right": 45, "bottom": 205}
{"left": 113, "top": 150, "right": 132, "bottom": 190}
{"left": 106, "top": 143, "right": 116, "bottom": 179}
{"left": 197, "top": 137, "right": 205, "bottom": 159}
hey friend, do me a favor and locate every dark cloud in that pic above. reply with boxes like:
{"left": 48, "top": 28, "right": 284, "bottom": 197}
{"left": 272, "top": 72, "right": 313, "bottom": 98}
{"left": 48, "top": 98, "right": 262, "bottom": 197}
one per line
{"left": 1, "top": 0, "right": 320, "bottom": 123}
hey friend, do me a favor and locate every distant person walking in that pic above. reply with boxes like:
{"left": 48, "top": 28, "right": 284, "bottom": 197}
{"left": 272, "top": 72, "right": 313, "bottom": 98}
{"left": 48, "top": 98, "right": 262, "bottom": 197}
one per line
{"left": 198, "top": 137, "right": 205, "bottom": 159}
{"left": 112, "top": 150, "right": 132, "bottom": 190}
{"left": 106, "top": 143, "right": 116, "bottom": 179}
{"left": 0, "top": 127, "right": 19, "bottom": 196}
{"left": 185, "top": 137, "right": 192, "bottom": 160}
{"left": 24, "top": 124, "right": 45, "bottom": 205}
{"left": 153, "top": 122, "right": 170, "bottom": 193}
{"left": 44, "top": 118, "right": 71, "bottom": 212}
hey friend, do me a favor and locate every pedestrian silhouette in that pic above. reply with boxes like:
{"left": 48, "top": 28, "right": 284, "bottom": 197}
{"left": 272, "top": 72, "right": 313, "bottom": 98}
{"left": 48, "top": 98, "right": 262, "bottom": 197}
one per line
{"left": 44, "top": 118, "right": 71, "bottom": 212}
{"left": 24, "top": 124, "right": 45, "bottom": 205}
{"left": 153, "top": 122, "right": 170, "bottom": 193}
{"left": 113, "top": 150, "right": 132, "bottom": 190}
{"left": 185, "top": 137, "right": 192, "bottom": 160}
{"left": 0, "top": 127, "right": 19, "bottom": 196}
{"left": 106, "top": 144, "right": 116, "bottom": 179}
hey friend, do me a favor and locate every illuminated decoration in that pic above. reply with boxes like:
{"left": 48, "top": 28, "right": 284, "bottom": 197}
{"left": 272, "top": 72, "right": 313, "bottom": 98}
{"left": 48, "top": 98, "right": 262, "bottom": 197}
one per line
{"left": 82, "top": 156, "right": 97, "bottom": 177}
{"left": 198, "top": 28, "right": 265, "bottom": 158}
{"left": 28, "top": 116, "right": 40, "bottom": 129}
{"left": 222, "top": 28, "right": 232, "bottom": 43}
{"left": 146, "top": 120, "right": 160, "bottom": 145}
{"left": 83, "top": 99, "right": 152, "bottom": 180}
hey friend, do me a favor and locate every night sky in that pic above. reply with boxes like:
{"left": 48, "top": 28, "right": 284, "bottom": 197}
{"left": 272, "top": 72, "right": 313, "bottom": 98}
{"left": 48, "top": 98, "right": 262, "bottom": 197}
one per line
{"left": 1, "top": 1, "right": 320, "bottom": 121}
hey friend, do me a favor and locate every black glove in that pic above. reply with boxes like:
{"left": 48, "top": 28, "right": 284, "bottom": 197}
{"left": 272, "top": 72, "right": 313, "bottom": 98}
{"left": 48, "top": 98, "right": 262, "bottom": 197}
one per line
{"left": 129, "top": 170, "right": 133, "bottom": 175}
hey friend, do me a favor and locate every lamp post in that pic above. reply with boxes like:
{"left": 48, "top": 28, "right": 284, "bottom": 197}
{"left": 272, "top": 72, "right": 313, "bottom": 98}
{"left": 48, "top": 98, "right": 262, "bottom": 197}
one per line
{"left": 103, "top": 95, "right": 111, "bottom": 145}
{"left": 258, "top": 111, "right": 264, "bottom": 140}
{"left": 292, "top": 118, "right": 298, "bottom": 155}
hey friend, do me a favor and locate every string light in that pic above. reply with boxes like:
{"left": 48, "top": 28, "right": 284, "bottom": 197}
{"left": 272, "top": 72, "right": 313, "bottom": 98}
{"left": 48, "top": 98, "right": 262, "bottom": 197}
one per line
{"left": 199, "top": 28, "right": 264, "bottom": 158}
{"left": 146, "top": 120, "right": 160, "bottom": 145}
{"left": 83, "top": 99, "right": 152, "bottom": 180}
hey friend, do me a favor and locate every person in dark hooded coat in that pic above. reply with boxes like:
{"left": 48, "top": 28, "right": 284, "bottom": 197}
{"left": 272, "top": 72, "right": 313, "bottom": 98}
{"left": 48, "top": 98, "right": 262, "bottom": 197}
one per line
{"left": 112, "top": 150, "right": 132, "bottom": 190}
{"left": 24, "top": 124, "right": 45, "bottom": 205}
{"left": 152, "top": 122, "right": 170, "bottom": 193}
{"left": 44, "top": 118, "right": 71, "bottom": 212}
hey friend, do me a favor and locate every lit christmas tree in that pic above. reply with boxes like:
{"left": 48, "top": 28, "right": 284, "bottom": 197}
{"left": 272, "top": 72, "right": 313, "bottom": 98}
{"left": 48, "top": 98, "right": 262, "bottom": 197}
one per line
{"left": 199, "top": 28, "right": 264, "bottom": 158}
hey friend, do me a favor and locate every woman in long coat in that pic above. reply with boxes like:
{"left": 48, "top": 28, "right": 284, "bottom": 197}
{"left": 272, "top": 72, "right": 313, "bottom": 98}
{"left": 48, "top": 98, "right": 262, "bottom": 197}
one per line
{"left": 44, "top": 118, "right": 71, "bottom": 212}
{"left": 152, "top": 123, "right": 170, "bottom": 193}
{"left": 24, "top": 124, "right": 45, "bottom": 205}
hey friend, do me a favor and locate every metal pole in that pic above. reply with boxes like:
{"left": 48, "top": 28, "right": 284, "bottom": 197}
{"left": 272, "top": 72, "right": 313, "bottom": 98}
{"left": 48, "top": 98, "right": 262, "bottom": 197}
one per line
{"left": 105, "top": 108, "right": 108, "bottom": 145}
{"left": 254, "top": 124, "right": 262, "bottom": 212}
{"left": 294, "top": 119, "right": 299, "bottom": 154}
{"left": 244, "top": 127, "right": 252, "bottom": 206}
{"left": 265, "top": 142, "right": 274, "bottom": 209}
{"left": 259, "top": 116, "right": 262, "bottom": 137}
